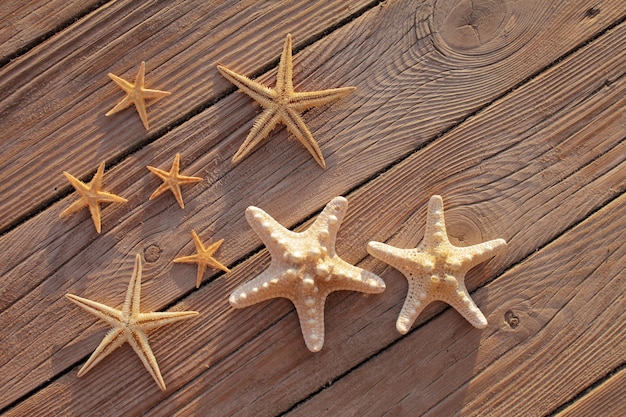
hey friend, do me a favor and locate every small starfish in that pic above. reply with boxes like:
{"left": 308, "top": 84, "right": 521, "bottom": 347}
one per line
{"left": 173, "top": 230, "right": 230, "bottom": 288}
{"left": 229, "top": 197, "right": 385, "bottom": 352}
{"left": 147, "top": 153, "right": 203, "bottom": 209}
{"left": 66, "top": 254, "right": 199, "bottom": 391}
{"left": 367, "top": 195, "right": 506, "bottom": 334}
{"left": 217, "top": 34, "right": 356, "bottom": 168}
{"left": 106, "top": 61, "right": 171, "bottom": 130}
{"left": 60, "top": 161, "right": 128, "bottom": 233}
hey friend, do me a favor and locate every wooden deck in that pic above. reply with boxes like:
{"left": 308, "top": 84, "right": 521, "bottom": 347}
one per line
{"left": 1, "top": 1, "right": 624, "bottom": 416}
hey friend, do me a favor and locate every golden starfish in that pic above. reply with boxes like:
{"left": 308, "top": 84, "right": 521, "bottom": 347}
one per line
{"left": 217, "top": 34, "right": 356, "bottom": 168}
{"left": 60, "top": 161, "right": 128, "bottom": 233}
{"left": 173, "top": 230, "right": 230, "bottom": 288}
{"left": 66, "top": 254, "right": 199, "bottom": 391}
{"left": 106, "top": 61, "right": 171, "bottom": 130}
{"left": 367, "top": 195, "right": 506, "bottom": 334}
{"left": 147, "top": 153, "right": 203, "bottom": 209}
{"left": 229, "top": 197, "right": 386, "bottom": 352}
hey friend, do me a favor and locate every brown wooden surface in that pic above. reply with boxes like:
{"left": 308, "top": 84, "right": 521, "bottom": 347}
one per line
{"left": 0, "top": 0, "right": 624, "bottom": 416}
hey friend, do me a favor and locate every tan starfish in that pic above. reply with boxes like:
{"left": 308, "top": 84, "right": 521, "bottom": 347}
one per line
{"left": 60, "top": 161, "right": 128, "bottom": 233}
{"left": 173, "top": 230, "right": 230, "bottom": 288}
{"left": 66, "top": 254, "right": 198, "bottom": 391}
{"left": 147, "top": 153, "right": 203, "bottom": 209}
{"left": 229, "top": 197, "right": 385, "bottom": 352}
{"left": 217, "top": 34, "right": 356, "bottom": 168}
{"left": 367, "top": 195, "right": 506, "bottom": 334}
{"left": 106, "top": 61, "right": 171, "bottom": 130}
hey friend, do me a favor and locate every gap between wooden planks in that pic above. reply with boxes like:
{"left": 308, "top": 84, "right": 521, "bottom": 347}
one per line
{"left": 3, "top": 13, "right": 624, "bottom": 417}
{"left": 0, "top": 0, "right": 622, "bottom": 231}
{"left": 0, "top": 0, "right": 104, "bottom": 63}
{"left": 556, "top": 367, "right": 626, "bottom": 417}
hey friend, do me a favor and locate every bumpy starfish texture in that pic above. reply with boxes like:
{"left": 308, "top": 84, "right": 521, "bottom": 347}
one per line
{"left": 367, "top": 195, "right": 506, "bottom": 334}
{"left": 106, "top": 61, "right": 171, "bottom": 130}
{"left": 230, "top": 196, "right": 385, "bottom": 352}
{"left": 60, "top": 161, "right": 127, "bottom": 233}
{"left": 217, "top": 34, "right": 355, "bottom": 168}
{"left": 66, "top": 254, "right": 198, "bottom": 391}
{"left": 174, "top": 230, "right": 230, "bottom": 288}
{"left": 147, "top": 153, "right": 202, "bottom": 209}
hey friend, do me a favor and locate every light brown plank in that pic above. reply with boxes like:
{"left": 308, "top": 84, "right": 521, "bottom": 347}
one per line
{"left": 287, "top": 195, "right": 625, "bottom": 417}
{"left": 0, "top": 0, "right": 377, "bottom": 232}
{"left": 3, "top": 16, "right": 623, "bottom": 415}
{"left": 0, "top": 0, "right": 104, "bottom": 62}
{"left": 0, "top": 0, "right": 622, "bottom": 232}
{"left": 556, "top": 368, "right": 626, "bottom": 417}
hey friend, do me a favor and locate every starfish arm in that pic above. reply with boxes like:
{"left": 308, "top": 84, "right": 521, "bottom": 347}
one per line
{"left": 443, "top": 288, "right": 488, "bottom": 329}
{"left": 328, "top": 259, "right": 386, "bottom": 294}
{"left": 367, "top": 241, "right": 420, "bottom": 276}
{"left": 62, "top": 171, "right": 90, "bottom": 194}
{"left": 292, "top": 294, "right": 326, "bottom": 352}
{"left": 395, "top": 280, "right": 431, "bottom": 334}
{"left": 423, "top": 195, "right": 450, "bottom": 246}
{"left": 217, "top": 65, "right": 276, "bottom": 104}
{"left": 172, "top": 254, "right": 201, "bottom": 265}
{"left": 283, "top": 107, "right": 325, "bottom": 168}
{"left": 232, "top": 108, "right": 281, "bottom": 164}
{"left": 135, "top": 62, "right": 146, "bottom": 88}
{"left": 140, "top": 88, "right": 171, "bottom": 100}
{"left": 87, "top": 202, "right": 102, "bottom": 233}
{"left": 66, "top": 294, "right": 123, "bottom": 327}
{"left": 77, "top": 327, "right": 126, "bottom": 377}
{"left": 126, "top": 328, "right": 166, "bottom": 391}
{"left": 458, "top": 238, "right": 507, "bottom": 271}
{"left": 60, "top": 198, "right": 88, "bottom": 218}
{"left": 245, "top": 205, "right": 298, "bottom": 255}
{"left": 275, "top": 34, "right": 294, "bottom": 95}
{"left": 95, "top": 190, "right": 128, "bottom": 204}
{"left": 148, "top": 182, "right": 172, "bottom": 201}
{"left": 195, "top": 263, "right": 207, "bottom": 288}
{"left": 91, "top": 162, "right": 106, "bottom": 190}
{"left": 137, "top": 310, "right": 199, "bottom": 331}
{"left": 135, "top": 100, "right": 151, "bottom": 130}
{"left": 123, "top": 254, "right": 143, "bottom": 318}
{"left": 307, "top": 196, "right": 348, "bottom": 250}
{"left": 229, "top": 265, "right": 291, "bottom": 308}
{"left": 107, "top": 73, "right": 135, "bottom": 94}
{"left": 105, "top": 95, "right": 135, "bottom": 116}
{"left": 290, "top": 87, "right": 356, "bottom": 112}
{"left": 175, "top": 174, "right": 203, "bottom": 184}
{"left": 168, "top": 183, "right": 185, "bottom": 208}
{"left": 201, "top": 239, "right": 231, "bottom": 273}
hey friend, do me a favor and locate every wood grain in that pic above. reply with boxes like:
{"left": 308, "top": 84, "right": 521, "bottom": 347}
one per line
{"left": 2, "top": 13, "right": 622, "bottom": 415}
{"left": 287, "top": 194, "right": 625, "bottom": 417}
{"left": 0, "top": 0, "right": 103, "bottom": 62}
{"left": 0, "top": 0, "right": 622, "bottom": 231}
{"left": 556, "top": 368, "right": 626, "bottom": 417}
{"left": 0, "top": 0, "right": 624, "bottom": 415}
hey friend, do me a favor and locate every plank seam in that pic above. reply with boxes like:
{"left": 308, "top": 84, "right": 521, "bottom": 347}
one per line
{"left": 0, "top": 0, "right": 114, "bottom": 68}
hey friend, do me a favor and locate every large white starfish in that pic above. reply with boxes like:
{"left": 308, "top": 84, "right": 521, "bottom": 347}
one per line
{"left": 66, "top": 254, "right": 198, "bottom": 390}
{"left": 230, "top": 197, "right": 386, "bottom": 352}
{"left": 368, "top": 195, "right": 506, "bottom": 334}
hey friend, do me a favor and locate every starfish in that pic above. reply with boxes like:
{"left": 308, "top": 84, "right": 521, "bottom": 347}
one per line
{"left": 147, "top": 153, "right": 203, "bottom": 209}
{"left": 217, "top": 34, "right": 356, "bottom": 168}
{"left": 173, "top": 230, "right": 230, "bottom": 288}
{"left": 229, "top": 196, "right": 386, "bottom": 352}
{"left": 367, "top": 195, "right": 506, "bottom": 334}
{"left": 60, "top": 161, "right": 128, "bottom": 233}
{"left": 106, "top": 61, "right": 171, "bottom": 130}
{"left": 66, "top": 254, "right": 199, "bottom": 391}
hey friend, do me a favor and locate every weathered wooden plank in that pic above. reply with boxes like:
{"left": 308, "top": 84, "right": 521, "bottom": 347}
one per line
{"left": 0, "top": 0, "right": 377, "bottom": 232}
{"left": 0, "top": 0, "right": 622, "bottom": 232}
{"left": 286, "top": 195, "right": 625, "bottom": 417}
{"left": 3, "top": 16, "right": 623, "bottom": 415}
{"left": 0, "top": 0, "right": 104, "bottom": 63}
{"left": 556, "top": 368, "right": 626, "bottom": 417}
